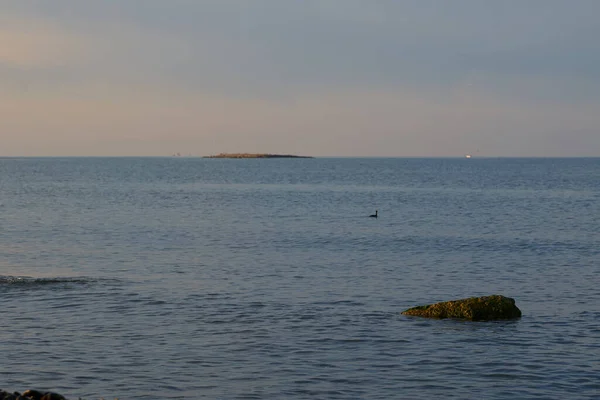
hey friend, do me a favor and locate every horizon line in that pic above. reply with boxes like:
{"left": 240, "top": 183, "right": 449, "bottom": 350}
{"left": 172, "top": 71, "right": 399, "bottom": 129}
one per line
{"left": 1, "top": 155, "right": 599, "bottom": 159}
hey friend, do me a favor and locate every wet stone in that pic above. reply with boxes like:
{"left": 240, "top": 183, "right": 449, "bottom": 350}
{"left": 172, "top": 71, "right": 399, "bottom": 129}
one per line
{"left": 1, "top": 391, "right": 66, "bottom": 400}
{"left": 402, "top": 294, "right": 522, "bottom": 321}
{"left": 22, "top": 391, "right": 44, "bottom": 400}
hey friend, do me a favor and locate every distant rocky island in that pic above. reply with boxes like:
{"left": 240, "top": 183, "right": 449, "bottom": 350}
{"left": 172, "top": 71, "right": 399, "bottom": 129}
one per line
{"left": 204, "top": 153, "right": 313, "bottom": 159}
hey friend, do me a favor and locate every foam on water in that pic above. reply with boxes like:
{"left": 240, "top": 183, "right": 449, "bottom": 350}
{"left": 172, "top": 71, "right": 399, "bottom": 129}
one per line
{"left": 1, "top": 275, "right": 90, "bottom": 284}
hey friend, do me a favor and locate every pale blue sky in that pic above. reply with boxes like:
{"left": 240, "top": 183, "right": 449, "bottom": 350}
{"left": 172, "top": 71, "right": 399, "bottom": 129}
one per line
{"left": 1, "top": 0, "right": 599, "bottom": 156}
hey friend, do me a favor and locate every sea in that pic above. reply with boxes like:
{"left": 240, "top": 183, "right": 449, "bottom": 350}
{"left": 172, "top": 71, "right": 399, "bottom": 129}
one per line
{"left": 0, "top": 157, "right": 599, "bottom": 400}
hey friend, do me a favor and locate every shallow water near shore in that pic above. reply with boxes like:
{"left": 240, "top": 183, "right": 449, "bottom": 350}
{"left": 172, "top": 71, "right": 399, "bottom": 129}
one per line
{"left": 1, "top": 157, "right": 599, "bottom": 399}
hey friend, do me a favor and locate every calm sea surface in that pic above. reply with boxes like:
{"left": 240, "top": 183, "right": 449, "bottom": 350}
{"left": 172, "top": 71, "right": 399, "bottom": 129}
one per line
{"left": 0, "top": 157, "right": 599, "bottom": 399}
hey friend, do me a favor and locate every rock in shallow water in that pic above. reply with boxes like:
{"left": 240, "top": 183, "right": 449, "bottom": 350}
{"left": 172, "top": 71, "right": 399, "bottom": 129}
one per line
{"left": 21, "top": 391, "right": 44, "bottom": 400}
{"left": 0, "top": 391, "right": 25, "bottom": 400}
{"left": 39, "top": 393, "right": 66, "bottom": 400}
{"left": 0, "top": 391, "right": 66, "bottom": 400}
{"left": 402, "top": 295, "right": 522, "bottom": 321}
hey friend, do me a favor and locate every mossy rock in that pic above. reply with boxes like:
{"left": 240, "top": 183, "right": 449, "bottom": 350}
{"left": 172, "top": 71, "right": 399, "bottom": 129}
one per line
{"left": 402, "top": 295, "right": 522, "bottom": 321}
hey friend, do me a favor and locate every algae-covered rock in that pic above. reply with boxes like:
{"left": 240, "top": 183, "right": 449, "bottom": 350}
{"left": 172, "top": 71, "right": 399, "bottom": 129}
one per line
{"left": 402, "top": 295, "right": 521, "bottom": 321}
{"left": 1, "top": 390, "right": 66, "bottom": 400}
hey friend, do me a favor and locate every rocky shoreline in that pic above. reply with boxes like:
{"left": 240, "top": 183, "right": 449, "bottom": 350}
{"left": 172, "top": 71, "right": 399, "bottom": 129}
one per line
{"left": 0, "top": 390, "right": 68, "bottom": 400}
{"left": 0, "top": 390, "right": 111, "bottom": 400}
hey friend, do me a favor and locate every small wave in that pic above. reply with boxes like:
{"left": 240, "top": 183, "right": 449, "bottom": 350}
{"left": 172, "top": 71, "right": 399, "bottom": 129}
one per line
{"left": 0, "top": 275, "right": 117, "bottom": 288}
{"left": 311, "top": 300, "right": 365, "bottom": 307}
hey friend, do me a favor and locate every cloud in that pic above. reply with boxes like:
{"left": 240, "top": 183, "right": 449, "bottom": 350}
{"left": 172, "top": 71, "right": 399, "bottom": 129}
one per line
{"left": 0, "top": 18, "right": 83, "bottom": 68}
{"left": 2, "top": 82, "right": 598, "bottom": 156}
{"left": 3, "top": 1, "right": 600, "bottom": 99}
{"left": 0, "top": 1, "right": 599, "bottom": 156}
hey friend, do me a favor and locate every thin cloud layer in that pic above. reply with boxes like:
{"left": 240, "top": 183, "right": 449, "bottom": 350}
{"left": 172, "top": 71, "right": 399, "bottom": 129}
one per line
{"left": 3, "top": 85, "right": 598, "bottom": 157}
{"left": 0, "top": 18, "right": 82, "bottom": 68}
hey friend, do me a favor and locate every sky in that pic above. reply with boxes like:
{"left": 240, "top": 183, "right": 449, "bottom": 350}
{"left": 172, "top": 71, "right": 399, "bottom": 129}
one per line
{"left": 1, "top": 0, "right": 599, "bottom": 157}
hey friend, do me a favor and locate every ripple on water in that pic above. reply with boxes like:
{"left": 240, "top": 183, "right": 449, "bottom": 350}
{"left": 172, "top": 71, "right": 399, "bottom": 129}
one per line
{"left": 0, "top": 275, "right": 124, "bottom": 291}
{"left": 2, "top": 158, "right": 600, "bottom": 399}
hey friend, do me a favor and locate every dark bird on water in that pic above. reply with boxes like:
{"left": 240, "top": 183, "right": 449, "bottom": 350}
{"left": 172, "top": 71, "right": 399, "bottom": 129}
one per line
{"left": 369, "top": 210, "right": 378, "bottom": 218}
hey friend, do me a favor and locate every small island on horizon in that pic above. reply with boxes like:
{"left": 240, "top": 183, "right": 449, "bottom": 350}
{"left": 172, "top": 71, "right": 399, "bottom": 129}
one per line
{"left": 204, "top": 153, "right": 314, "bottom": 159}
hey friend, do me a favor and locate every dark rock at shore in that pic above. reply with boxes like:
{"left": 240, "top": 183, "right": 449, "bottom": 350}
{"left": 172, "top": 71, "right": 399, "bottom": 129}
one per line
{"left": 22, "top": 391, "right": 44, "bottom": 400}
{"left": 401, "top": 295, "right": 522, "bottom": 321}
{"left": 0, "top": 390, "right": 66, "bottom": 400}
{"left": 0, "top": 391, "right": 26, "bottom": 400}
{"left": 25, "top": 391, "right": 66, "bottom": 400}
{"left": 39, "top": 394, "right": 66, "bottom": 400}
